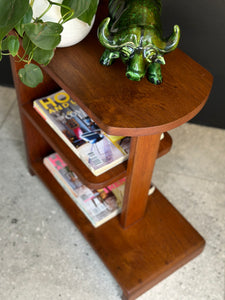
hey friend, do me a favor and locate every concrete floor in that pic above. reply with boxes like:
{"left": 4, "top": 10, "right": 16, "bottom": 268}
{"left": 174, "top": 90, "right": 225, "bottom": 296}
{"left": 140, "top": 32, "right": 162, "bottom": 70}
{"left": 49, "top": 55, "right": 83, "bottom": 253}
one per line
{"left": 0, "top": 85, "right": 224, "bottom": 300}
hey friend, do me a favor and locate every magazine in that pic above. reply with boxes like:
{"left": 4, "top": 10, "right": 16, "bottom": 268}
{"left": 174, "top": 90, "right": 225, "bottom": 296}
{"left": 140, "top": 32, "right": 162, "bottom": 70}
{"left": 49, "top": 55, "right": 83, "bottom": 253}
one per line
{"left": 43, "top": 152, "right": 126, "bottom": 227}
{"left": 43, "top": 152, "right": 156, "bottom": 227}
{"left": 33, "top": 90, "right": 130, "bottom": 176}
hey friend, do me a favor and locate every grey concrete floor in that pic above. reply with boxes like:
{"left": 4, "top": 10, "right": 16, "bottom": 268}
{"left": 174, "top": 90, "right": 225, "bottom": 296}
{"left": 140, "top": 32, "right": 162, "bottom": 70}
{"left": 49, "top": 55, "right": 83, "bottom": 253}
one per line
{"left": 0, "top": 85, "right": 224, "bottom": 300}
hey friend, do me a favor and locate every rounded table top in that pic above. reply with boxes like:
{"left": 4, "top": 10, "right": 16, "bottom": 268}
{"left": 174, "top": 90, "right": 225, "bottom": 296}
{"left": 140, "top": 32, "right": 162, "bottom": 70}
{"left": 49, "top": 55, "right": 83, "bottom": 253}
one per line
{"left": 45, "top": 33, "right": 213, "bottom": 136}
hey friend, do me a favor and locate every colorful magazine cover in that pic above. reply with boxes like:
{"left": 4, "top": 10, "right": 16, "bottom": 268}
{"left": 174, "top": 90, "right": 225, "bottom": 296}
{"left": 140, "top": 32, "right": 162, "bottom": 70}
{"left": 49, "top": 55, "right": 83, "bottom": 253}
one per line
{"left": 33, "top": 90, "right": 130, "bottom": 176}
{"left": 43, "top": 152, "right": 126, "bottom": 227}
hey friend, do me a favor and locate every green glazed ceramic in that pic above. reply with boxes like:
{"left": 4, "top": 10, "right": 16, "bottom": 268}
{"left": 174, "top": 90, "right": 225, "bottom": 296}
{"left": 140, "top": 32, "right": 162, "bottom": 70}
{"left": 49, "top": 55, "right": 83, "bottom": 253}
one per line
{"left": 97, "top": 0, "right": 180, "bottom": 84}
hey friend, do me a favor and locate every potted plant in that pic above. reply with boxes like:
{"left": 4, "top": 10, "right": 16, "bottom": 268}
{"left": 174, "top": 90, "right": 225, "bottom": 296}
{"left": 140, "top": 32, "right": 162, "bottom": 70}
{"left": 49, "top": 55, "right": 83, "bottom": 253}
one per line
{"left": 0, "top": 0, "right": 99, "bottom": 87}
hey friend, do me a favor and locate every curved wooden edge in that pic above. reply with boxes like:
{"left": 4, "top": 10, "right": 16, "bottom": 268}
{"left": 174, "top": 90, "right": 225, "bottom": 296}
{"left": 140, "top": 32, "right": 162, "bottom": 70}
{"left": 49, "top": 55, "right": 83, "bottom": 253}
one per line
{"left": 43, "top": 42, "right": 213, "bottom": 137}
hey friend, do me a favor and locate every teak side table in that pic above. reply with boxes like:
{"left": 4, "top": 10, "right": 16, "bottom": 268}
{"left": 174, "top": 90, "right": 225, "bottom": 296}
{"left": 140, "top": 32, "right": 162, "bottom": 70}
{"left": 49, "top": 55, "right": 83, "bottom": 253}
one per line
{"left": 10, "top": 6, "right": 213, "bottom": 299}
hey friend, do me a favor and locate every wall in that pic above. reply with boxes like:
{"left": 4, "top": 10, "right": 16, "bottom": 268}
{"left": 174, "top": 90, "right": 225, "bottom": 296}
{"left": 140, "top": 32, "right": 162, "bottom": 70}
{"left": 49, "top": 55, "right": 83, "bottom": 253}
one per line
{"left": 161, "top": 0, "right": 225, "bottom": 129}
{"left": 0, "top": 0, "right": 224, "bottom": 128}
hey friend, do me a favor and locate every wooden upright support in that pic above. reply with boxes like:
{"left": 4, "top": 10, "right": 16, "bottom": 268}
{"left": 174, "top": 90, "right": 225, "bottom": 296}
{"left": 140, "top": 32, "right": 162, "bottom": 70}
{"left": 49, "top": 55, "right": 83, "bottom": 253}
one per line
{"left": 121, "top": 134, "right": 161, "bottom": 228}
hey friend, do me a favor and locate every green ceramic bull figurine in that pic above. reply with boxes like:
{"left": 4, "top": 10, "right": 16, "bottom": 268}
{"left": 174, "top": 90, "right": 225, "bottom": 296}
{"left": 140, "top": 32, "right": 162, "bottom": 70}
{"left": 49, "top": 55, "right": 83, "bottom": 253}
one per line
{"left": 97, "top": 0, "right": 180, "bottom": 84}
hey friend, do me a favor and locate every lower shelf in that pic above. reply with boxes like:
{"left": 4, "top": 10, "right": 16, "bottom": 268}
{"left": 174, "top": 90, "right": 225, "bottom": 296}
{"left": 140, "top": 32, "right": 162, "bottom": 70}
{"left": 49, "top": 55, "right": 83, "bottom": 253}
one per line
{"left": 32, "top": 161, "right": 205, "bottom": 300}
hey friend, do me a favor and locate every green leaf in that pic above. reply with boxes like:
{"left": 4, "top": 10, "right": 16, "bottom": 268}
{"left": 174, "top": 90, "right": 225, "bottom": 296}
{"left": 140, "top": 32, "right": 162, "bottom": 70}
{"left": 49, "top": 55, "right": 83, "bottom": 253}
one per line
{"left": 24, "top": 22, "right": 63, "bottom": 50}
{"left": 0, "top": 52, "right": 2, "bottom": 61}
{"left": 18, "top": 63, "right": 43, "bottom": 88}
{"left": 22, "top": 33, "right": 34, "bottom": 56}
{"left": 1, "top": 37, "right": 9, "bottom": 51}
{"left": 33, "top": 48, "right": 55, "bottom": 66}
{"left": 22, "top": 34, "right": 54, "bottom": 65}
{"left": 0, "top": 0, "right": 30, "bottom": 40}
{"left": 61, "top": 0, "right": 91, "bottom": 22}
{"left": 7, "top": 35, "right": 20, "bottom": 56}
{"left": 1, "top": 35, "right": 20, "bottom": 56}
{"left": 78, "top": 0, "right": 98, "bottom": 25}
{"left": 14, "top": 5, "right": 33, "bottom": 37}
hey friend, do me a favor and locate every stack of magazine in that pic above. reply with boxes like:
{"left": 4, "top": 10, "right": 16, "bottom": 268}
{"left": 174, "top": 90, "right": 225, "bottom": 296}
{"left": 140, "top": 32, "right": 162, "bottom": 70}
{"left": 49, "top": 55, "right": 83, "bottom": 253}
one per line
{"left": 44, "top": 152, "right": 126, "bottom": 227}
{"left": 44, "top": 153, "right": 156, "bottom": 227}
{"left": 33, "top": 90, "right": 130, "bottom": 176}
{"left": 33, "top": 90, "right": 157, "bottom": 227}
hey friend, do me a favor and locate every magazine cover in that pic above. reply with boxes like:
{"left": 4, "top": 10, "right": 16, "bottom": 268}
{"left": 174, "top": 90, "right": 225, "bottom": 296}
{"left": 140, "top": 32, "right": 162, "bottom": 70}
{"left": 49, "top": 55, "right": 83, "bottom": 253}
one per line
{"left": 43, "top": 152, "right": 126, "bottom": 227}
{"left": 33, "top": 90, "right": 130, "bottom": 176}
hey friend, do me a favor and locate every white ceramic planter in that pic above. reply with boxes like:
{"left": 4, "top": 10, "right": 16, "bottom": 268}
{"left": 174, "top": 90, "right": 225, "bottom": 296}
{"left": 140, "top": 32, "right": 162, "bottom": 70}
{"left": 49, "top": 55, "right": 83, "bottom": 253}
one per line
{"left": 31, "top": 0, "right": 95, "bottom": 47}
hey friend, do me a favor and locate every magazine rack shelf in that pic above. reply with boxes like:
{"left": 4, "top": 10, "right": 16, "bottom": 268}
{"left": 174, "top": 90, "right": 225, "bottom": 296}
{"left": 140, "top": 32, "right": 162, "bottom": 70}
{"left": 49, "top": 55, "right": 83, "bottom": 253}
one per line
{"left": 10, "top": 2, "right": 213, "bottom": 298}
{"left": 21, "top": 101, "right": 172, "bottom": 189}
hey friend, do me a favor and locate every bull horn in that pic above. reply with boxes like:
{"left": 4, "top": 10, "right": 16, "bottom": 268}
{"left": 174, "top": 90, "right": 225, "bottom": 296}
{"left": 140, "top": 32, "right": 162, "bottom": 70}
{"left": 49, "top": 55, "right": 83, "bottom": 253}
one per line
{"left": 97, "top": 17, "right": 136, "bottom": 50}
{"left": 154, "top": 25, "right": 181, "bottom": 53}
{"left": 164, "top": 25, "right": 181, "bottom": 52}
{"left": 97, "top": 17, "right": 120, "bottom": 49}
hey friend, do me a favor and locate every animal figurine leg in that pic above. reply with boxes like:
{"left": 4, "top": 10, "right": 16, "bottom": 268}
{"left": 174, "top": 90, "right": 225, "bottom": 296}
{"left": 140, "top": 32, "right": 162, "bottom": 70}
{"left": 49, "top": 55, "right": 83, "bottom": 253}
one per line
{"left": 100, "top": 49, "right": 120, "bottom": 66}
{"left": 147, "top": 63, "right": 163, "bottom": 85}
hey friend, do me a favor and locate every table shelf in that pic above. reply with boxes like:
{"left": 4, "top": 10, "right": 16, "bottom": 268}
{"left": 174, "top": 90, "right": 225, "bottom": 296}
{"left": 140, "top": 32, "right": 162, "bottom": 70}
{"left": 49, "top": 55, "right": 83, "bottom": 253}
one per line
{"left": 22, "top": 101, "right": 172, "bottom": 189}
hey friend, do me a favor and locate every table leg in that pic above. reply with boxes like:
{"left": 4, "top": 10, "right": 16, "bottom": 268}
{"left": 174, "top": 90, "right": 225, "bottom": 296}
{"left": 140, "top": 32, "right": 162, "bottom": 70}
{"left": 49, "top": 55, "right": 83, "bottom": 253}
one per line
{"left": 120, "top": 133, "right": 161, "bottom": 228}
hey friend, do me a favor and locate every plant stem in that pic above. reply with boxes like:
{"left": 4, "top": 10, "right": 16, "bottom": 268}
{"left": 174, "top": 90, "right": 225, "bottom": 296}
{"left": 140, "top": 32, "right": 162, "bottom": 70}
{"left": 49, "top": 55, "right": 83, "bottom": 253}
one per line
{"left": 15, "top": 54, "right": 30, "bottom": 64}
{"left": 59, "top": 10, "right": 74, "bottom": 24}
{"left": 36, "top": 1, "right": 53, "bottom": 21}
{"left": 47, "top": 0, "right": 74, "bottom": 24}
{"left": 30, "top": 0, "right": 74, "bottom": 24}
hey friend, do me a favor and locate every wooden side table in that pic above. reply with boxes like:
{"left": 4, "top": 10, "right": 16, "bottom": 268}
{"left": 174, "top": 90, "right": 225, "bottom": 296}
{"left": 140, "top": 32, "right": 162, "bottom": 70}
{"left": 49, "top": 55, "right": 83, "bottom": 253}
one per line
{"left": 10, "top": 3, "right": 213, "bottom": 298}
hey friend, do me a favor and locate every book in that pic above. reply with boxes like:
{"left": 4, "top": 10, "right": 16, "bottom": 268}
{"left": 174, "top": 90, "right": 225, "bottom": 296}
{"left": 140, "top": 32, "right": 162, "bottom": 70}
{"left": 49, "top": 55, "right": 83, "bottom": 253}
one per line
{"left": 33, "top": 90, "right": 130, "bottom": 176}
{"left": 43, "top": 152, "right": 126, "bottom": 227}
